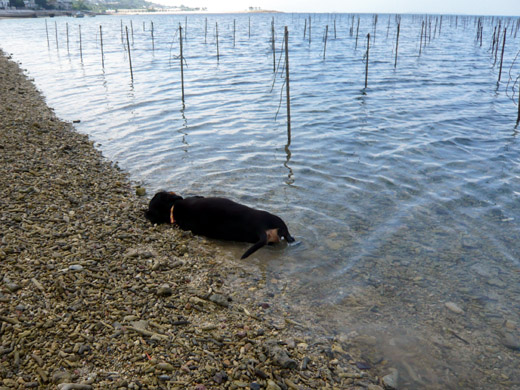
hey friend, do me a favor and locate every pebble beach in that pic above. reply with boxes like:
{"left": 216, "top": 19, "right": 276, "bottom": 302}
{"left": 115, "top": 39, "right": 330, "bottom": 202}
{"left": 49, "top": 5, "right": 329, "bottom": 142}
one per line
{"left": 0, "top": 50, "right": 387, "bottom": 390}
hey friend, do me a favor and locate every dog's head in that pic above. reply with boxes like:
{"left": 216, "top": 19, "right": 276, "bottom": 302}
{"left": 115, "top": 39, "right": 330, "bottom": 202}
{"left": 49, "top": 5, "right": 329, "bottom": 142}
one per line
{"left": 145, "top": 191, "right": 183, "bottom": 224}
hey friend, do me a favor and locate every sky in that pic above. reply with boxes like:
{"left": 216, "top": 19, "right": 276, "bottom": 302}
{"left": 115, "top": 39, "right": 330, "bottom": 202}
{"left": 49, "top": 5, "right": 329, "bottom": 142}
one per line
{"left": 159, "top": 0, "right": 520, "bottom": 16}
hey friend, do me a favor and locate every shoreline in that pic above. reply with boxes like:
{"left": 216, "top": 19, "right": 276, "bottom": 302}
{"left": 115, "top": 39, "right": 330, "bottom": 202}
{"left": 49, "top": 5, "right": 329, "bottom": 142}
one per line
{"left": 0, "top": 50, "right": 384, "bottom": 389}
{"left": 0, "top": 9, "right": 281, "bottom": 19}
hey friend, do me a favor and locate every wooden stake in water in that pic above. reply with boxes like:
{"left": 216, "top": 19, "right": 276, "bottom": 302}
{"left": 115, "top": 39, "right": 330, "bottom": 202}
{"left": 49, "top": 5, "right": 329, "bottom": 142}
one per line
{"left": 130, "top": 20, "right": 134, "bottom": 45}
{"left": 54, "top": 21, "right": 58, "bottom": 50}
{"left": 303, "top": 18, "right": 307, "bottom": 39}
{"left": 394, "top": 22, "right": 400, "bottom": 68}
{"left": 216, "top": 22, "right": 220, "bottom": 62}
{"left": 205, "top": 17, "right": 207, "bottom": 43}
{"left": 284, "top": 26, "right": 291, "bottom": 136}
{"left": 419, "top": 20, "right": 424, "bottom": 56}
{"left": 494, "top": 23, "right": 501, "bottom": 66}
{"left": 249, "top": 17, "right": 251, "bottom": 38}
{"left": 79, "top": 25, "right": 83, "bottom": 62}
{"left": 233, "top": 19, "right": 236, "bottom": 48}
{"left": 309, "top": 15, "right": 311, "bottom": 44}
{"left": 45, "top": 20, "right": 50, "bottom": 48}
{"left": 151, "top": 21, "right": 155, "bottom": 51}
{"left": 125, "top": 26, "right": 134, "bottom": 81}
{"left": 517, "top": 94, "right": 520, "bottom": 127}
{"left": 355, "top": 17, "right": 360, "bottom": 50}
{"left": 365, "top": 33, "right": 370, "bottom": 89}
{"left": 323, "top": 25, "right": 328, "bottom": 59}
{"left": 179, "top": 24, "right": 185, "bottom": 102}
{"left": 334, "top": 19, "right": 336, "bottom": 39}
{"left": 66, "top": 22, "right": 69, "bottom": 53}
{"left": 497, "top": 27, "right": 506, "bottom": 84}
{"left": 271, "top": 18, "right": 276, "bottom": 72}
{"left": 100, "top": 25, "right": 105, "bottom": 69}
{"left": 120, "top": 20, "right": 123, "bottom": 43}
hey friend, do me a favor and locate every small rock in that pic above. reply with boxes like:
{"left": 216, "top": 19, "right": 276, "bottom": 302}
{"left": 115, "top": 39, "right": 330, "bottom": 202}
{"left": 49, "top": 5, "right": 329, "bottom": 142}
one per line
{"left": 382, "top": 368, "right": 398, "bottom": 389}
{"left": 504, "top": 320, "right": 517, "bottom": 330}
{"left": 52, "top": 370, "right": 72, "bottom": 384}
{"left": 156, "top": 362, "right": 174, "bottom": 372}
{"left": 135, "top": 187, "right": 146, "bottom": 196}
{"left": 301, "top": 356, "right": 311, "bottom": 370}
{"left": 250, "top": 383, "right": 261, "bottom": 390}
{"left": 487, "top": 278, "right": 506, "bottom": 288}
{"left": 5, "top": 282, "right": 22, "bottom": 292}
{"left": 254, "top": 368, "right": 268, "bottom": 379}
{"left": 502, "top": 333, "right": 520, "bottom": 351}
{"left": 212, "top": 372, "right": 228, "bottom": 384}
{"left": 209, "top": 293, "right": 230, "bottom": 307}
{"left": 266, "top": 380, "right": 281, "bottom": 390}
{"left": 158, "top": 375, "right": 170, "bottom": 381}
{"left": 265, "top": 343, "right": 297, "bottom": 369}
{"left": 445, "top": 302, "right": 464, "bottom": 314}
{"left": 156, "top": 284, "right": 173, "bottom": 297}
{"left": 355, "top": 361, "right": 371, "bottom": 370}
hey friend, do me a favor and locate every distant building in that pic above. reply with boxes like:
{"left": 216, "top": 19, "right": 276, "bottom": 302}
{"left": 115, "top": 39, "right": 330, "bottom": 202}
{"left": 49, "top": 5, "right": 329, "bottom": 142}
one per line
{"left": 0, "top": 0, "right": 9, "bottom": 9}
{"left": 23, "top": 0, "right": 36, "bottom": 8}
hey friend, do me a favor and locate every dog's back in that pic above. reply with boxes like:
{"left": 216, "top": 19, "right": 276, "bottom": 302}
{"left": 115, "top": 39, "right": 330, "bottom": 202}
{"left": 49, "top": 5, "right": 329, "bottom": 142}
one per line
{"left": 146, "top": 192, "right": 294, "bottom": 258}
{"left": 175, "top": 197, "right": 281, "bottom": 243}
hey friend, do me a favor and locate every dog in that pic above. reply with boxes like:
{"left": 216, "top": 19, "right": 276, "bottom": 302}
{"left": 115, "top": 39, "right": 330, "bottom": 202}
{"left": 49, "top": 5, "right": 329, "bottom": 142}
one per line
{"left": 145, "top": 191, "right": 295, "bottom": 259}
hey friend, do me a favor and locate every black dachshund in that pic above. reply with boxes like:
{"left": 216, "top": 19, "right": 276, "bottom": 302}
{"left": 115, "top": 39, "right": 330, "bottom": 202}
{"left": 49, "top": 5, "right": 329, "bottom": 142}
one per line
{"left": 145, "top": 191, "right": 295, "bottom": 259}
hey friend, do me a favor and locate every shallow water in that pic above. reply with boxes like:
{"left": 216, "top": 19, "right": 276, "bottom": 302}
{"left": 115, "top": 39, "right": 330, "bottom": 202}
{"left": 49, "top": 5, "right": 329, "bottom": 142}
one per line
{"left": 2, "top": 13, "right": 520, "bottom": 388}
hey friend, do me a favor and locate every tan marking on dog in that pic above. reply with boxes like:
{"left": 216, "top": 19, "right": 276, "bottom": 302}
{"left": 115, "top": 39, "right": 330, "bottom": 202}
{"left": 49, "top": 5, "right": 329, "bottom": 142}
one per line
{"left": 170, "top": 206, "right": 175, "bottom": 224}
{"left": 266, "top": 228, "right": 280, "bottom": 243}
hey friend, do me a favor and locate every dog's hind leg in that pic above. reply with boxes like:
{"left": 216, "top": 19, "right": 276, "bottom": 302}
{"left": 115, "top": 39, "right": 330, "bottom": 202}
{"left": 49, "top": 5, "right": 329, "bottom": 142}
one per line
{"left": 240, "top": 232, "right": 267, "bottom": 259}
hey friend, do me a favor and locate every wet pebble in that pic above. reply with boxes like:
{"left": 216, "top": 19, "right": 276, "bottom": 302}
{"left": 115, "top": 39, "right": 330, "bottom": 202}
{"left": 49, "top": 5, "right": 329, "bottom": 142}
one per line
{"left": 502, "top": 333, "right": 520, "bottom": 351}
{"left": 445, "top": 302, "right": 464, "bottom": 314}
{"left": 382, "top": 368, "right": 399, "bottom": 389}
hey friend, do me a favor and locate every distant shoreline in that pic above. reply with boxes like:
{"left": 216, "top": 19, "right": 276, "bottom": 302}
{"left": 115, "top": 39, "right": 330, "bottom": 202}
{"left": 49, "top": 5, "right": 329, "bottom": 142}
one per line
{"left": 0, "top": 9, "right": 282, "bottom": 19}
{"left": 0, "top": 10, "right": 95, "bottom": 18}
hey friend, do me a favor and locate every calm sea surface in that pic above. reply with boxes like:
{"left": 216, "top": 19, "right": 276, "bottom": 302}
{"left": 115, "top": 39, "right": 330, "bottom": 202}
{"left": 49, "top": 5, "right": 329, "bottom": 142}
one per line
{"left": 1, "top": 13, "right": 520, "bottom": 389}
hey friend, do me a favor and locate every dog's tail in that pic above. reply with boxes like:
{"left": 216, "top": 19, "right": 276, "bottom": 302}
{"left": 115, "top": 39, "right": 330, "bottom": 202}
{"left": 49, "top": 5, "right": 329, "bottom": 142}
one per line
{"left": 241, "top": 233, "right": 267, "bottom": 259}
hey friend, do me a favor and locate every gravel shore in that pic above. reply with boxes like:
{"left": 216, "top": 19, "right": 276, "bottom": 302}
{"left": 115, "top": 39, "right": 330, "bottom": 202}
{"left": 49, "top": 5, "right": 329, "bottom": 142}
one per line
{"left": 0, "top": 50, "right": 385, "bottom": 389}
